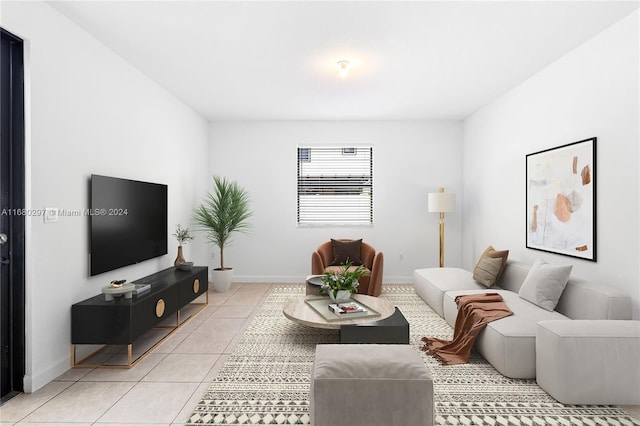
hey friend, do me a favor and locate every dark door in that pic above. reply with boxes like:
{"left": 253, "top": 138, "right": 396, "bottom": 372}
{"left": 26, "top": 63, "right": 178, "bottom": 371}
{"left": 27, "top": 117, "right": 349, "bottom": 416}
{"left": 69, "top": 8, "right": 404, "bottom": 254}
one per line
{"left": 1, "top": 27, "right": 26, "bottom": 404}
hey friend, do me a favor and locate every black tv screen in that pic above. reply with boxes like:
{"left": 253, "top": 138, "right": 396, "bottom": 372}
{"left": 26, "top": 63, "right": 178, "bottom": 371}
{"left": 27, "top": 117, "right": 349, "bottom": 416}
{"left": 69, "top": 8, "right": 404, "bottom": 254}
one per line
{"left": 90, "top": 175, "right": 168, "bottom": 276}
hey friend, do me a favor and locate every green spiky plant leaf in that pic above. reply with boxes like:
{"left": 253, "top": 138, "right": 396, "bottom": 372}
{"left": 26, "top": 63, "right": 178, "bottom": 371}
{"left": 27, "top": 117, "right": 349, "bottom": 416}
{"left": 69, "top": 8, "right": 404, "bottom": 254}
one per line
{"left": 193, "top": 175, "right": 252, "bottom": 270}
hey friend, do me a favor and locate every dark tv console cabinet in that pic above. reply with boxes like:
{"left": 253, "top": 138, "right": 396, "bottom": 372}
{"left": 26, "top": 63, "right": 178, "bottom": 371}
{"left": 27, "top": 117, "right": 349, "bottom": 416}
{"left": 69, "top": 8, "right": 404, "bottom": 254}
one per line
{"left": 71, "top": 266, "right": 208, "bottom": 368}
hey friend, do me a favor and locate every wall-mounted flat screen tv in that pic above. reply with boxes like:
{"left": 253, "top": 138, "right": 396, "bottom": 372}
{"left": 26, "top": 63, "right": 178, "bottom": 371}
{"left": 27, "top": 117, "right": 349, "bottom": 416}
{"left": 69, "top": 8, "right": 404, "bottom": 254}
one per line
{"left": 90, "top": 174, "right": 168, "bottom": 276}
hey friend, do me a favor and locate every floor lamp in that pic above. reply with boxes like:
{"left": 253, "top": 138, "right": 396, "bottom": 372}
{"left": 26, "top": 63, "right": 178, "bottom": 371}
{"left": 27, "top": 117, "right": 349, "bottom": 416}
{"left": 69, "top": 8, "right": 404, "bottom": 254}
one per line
{"left": 428, "top": 187, "right": 455, "bottom": 267}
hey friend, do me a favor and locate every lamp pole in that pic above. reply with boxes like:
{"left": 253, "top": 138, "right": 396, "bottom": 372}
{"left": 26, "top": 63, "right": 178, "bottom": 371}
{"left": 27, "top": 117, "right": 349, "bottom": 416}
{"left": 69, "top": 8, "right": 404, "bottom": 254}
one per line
{"left": 438, "top": 188, "right": 445, "bottom": 267}
{"left": 428, "top": 187, "right": 455, "bottom": 268}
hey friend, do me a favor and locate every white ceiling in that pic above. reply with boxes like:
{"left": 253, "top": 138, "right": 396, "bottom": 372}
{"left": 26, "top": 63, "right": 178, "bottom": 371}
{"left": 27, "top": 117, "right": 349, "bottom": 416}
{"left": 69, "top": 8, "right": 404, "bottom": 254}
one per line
{"left": 47, "top": 1, "right": 639, "bottom": 121}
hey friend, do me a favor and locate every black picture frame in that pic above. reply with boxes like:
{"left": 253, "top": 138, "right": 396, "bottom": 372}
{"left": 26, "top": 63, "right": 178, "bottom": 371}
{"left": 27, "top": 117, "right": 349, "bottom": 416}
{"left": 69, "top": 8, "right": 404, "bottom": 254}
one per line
{"left": 525, "top": 137, "right": 596, "bottom": 261}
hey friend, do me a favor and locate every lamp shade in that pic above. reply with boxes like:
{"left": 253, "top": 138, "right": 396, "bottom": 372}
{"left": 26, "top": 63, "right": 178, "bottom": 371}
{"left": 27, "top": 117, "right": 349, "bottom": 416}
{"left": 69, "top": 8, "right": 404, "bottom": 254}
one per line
{"left": 428, "top": 191, "right": 455, "bottom": 213}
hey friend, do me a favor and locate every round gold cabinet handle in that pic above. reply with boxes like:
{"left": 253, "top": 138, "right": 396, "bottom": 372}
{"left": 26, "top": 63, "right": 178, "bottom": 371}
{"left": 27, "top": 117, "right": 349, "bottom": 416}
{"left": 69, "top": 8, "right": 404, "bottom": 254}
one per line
{"left": 155, "top": 299, "right": 165, "bottom": 318}
{"left": 193, "top": 278, "right": 200, "bottom": 294}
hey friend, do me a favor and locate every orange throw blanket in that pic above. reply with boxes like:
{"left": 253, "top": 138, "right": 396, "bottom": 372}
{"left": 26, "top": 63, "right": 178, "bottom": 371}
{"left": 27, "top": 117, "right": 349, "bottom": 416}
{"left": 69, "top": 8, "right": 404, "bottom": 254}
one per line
{"left": 421, "top": 293, "right": 513, "bottom": 365}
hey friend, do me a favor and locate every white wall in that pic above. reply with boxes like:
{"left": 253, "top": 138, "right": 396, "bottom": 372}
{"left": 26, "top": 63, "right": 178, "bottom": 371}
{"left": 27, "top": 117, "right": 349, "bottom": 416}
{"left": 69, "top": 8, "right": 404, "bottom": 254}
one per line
{"left": 208, "top": 121, "right": 463, "bottom": 282}
{"left": 2, "top": 1, "right": 210, "bottom": 392}
{"left": 463, "top": 11, "right": 639, "bottom": 318}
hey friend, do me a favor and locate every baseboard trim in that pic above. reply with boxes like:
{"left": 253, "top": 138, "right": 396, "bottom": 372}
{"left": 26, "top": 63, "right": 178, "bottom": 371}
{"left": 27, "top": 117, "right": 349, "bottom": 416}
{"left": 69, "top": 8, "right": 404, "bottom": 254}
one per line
{"left": 23, "top": 355, "right": 69, "bottom": 393}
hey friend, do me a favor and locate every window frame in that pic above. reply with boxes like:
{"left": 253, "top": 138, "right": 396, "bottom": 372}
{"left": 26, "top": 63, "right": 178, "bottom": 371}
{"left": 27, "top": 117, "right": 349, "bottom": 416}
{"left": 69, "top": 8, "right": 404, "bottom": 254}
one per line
{"left": 296, "top": 145, "right": 374, "bottom": 227}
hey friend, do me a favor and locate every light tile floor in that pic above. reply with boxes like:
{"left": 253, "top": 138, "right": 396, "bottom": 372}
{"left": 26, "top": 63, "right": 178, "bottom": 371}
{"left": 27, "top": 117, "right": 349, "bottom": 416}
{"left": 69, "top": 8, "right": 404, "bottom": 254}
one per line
{"left": 0, "top": 282, "right": 274, "bottom": 425}
{"left": 1, "top": 281, "right": 638, "bottom": 425}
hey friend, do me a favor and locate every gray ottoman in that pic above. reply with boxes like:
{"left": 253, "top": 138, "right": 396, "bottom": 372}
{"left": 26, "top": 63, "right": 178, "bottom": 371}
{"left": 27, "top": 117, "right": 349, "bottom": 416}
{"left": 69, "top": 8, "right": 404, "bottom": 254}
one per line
{"left": 536, "top": 320, "right": 640, "bottom": 405}
{"left": 310, "top": 344, "right": 433, "bottom": 426}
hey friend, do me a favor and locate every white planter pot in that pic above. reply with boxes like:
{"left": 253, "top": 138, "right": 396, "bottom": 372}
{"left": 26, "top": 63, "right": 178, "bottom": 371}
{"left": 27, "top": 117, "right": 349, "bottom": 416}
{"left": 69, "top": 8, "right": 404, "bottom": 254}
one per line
{"left": 329, "top": 290, "right": 352, "bottom": 303}
{"left": 211, "top": 268, "right": 233, "bottom": 292}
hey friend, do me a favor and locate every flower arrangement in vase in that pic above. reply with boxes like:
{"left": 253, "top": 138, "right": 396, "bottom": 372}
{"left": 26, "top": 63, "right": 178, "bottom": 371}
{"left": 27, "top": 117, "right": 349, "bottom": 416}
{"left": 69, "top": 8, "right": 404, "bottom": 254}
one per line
{"left": 172, "top": 224, "right": 194, "bottom": 269}
{"left": 319, "top": 258, "right": 370, "bottom": 303}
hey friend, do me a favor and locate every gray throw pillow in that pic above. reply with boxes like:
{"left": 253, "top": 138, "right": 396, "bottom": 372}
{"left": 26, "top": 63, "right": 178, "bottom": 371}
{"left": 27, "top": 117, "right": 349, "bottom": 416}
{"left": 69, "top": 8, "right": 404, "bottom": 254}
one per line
{"left": 518, "top": 258, "right": 572, "bottom": 311}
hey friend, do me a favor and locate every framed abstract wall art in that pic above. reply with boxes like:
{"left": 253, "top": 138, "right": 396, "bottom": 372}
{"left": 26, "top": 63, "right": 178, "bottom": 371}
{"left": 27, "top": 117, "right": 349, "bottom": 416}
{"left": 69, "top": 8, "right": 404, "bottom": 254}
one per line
{"left": 526, "top": 137, "right": 596, "bottom": 261}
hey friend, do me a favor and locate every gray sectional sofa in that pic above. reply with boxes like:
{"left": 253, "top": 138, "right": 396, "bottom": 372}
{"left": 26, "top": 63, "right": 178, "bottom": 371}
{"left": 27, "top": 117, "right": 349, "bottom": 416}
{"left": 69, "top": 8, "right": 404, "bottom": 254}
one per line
{"left": 413, "top": 260, "right": 636, "bottom": 386}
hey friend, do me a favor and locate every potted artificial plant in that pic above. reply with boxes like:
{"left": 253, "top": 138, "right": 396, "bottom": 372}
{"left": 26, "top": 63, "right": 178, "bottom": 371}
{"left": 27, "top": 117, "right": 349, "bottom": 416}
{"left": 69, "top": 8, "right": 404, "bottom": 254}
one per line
{"left": 319, "top": 258, "right": 370, "bottom": 302}
{"left": 194, "top": 175, "right": 252, "bottom": 292}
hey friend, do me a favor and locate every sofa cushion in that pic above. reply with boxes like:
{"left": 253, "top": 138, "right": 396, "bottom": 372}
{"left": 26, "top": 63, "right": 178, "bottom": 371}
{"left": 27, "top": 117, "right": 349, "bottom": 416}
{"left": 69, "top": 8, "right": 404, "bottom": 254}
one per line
{"left": 442, "top": 289, "right": 568, "bottom": 378}
{"left": 536, "top": 320, "right": 640, "bottom": 405}
{"left": 472, "top": 246, "right": 509, "bottom": 287}
{"left": 330, "top": 238, "right": 363, "bottom": 266}
{"left": 413, "top": 268, "right": 485, "bottom": 317}
{"left": 518, "top": 258, "right": 572, "bottom": 311}
{"left": 555, "top": 278, "right": 633, "bottom": 320}
{"left": 496, "top": 261, "right": 531, "bottom": 293}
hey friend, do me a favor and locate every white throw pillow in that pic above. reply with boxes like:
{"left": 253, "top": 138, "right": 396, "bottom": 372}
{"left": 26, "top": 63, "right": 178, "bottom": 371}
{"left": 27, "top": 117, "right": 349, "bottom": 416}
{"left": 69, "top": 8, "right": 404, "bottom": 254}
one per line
{"left": 518, "top": 258, "right": 572, "bottom": 311}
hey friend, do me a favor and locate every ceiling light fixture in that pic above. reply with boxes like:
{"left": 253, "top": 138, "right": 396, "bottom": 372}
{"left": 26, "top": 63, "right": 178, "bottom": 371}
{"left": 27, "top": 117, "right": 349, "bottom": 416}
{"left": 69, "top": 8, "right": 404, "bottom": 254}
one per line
{"left": 337, "top": 60, "right": 350, "bottom": 78}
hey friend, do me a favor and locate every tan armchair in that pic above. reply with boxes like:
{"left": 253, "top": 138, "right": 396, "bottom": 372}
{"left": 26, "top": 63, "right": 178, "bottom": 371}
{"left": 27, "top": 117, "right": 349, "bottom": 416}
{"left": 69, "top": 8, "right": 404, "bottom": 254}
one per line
{"left": 311, "top": 239, "right": 384, "bottom": 297}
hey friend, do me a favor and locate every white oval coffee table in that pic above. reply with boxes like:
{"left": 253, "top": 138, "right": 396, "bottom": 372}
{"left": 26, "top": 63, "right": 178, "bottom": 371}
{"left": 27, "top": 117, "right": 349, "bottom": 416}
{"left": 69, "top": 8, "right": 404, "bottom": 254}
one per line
{"left": 283, "top": 294, "right": 396, "bottom": 330}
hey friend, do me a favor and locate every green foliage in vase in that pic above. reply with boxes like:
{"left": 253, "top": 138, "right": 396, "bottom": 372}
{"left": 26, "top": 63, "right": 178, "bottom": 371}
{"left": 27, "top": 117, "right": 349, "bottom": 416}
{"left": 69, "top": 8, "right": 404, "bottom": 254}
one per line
{"left": 319, "top": 258, "right": 370, "bottom": 298}
{"left": 172, "top": 224, "right": 194, "bottom": 246}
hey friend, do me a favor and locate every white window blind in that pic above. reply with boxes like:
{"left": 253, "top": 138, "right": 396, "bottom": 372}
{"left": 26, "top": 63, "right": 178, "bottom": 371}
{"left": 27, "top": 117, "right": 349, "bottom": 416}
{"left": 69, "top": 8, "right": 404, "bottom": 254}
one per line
{"left": 297, "top": 146, "right": 373, "bottom": 225}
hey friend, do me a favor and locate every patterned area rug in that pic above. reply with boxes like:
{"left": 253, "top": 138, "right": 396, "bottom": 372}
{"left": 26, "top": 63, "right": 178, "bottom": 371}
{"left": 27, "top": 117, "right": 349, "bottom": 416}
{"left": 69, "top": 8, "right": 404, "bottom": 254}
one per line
{"left": 187, "top": 284, "right": 639, "bottom": 425}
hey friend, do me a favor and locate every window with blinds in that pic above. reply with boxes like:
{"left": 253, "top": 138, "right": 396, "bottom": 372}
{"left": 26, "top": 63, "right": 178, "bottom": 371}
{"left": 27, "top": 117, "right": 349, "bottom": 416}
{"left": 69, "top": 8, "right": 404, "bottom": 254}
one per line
{"left": 297, "top": 146, "right": 373, "bottom": 225}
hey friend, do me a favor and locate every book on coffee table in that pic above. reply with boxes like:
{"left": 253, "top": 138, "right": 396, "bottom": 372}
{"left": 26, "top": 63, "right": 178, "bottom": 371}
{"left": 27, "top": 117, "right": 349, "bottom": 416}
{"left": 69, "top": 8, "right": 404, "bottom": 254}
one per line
{"left": 329, "top": 302, "right": 368, "bottom": 316}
